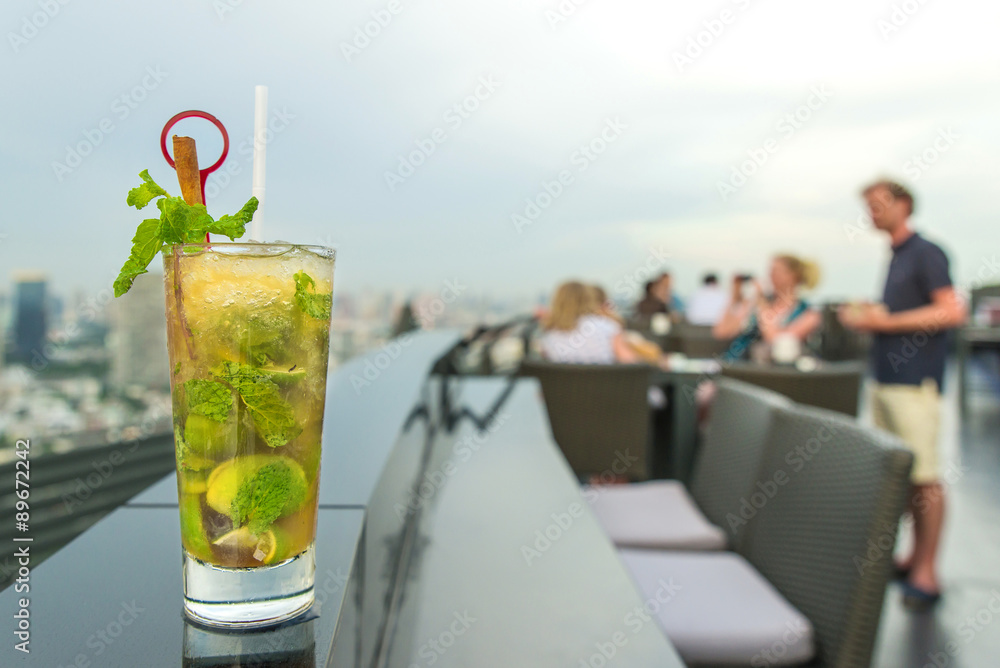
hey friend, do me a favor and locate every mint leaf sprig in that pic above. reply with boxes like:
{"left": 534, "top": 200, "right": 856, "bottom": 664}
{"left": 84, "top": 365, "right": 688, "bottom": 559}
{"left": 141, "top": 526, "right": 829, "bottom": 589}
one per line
{"left": 212, "top": 361, "right": 302, "bottom": 448}
{"left": 293, "top": 271, "right": 332, "bottom": 320}
{"left": 184, "top": 379, "right": 234, "bottom": 423}
{"left": 113, "top": 170, "right": 258, "bottom": 297}
{"left": 229, "top": 460, "right": 308, "bottom": 535}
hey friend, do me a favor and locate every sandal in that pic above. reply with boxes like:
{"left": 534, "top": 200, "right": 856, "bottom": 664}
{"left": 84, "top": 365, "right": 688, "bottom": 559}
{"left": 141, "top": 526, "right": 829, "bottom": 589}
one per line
{"left": 901, "top": 582, "right": 942, "bottom": 612}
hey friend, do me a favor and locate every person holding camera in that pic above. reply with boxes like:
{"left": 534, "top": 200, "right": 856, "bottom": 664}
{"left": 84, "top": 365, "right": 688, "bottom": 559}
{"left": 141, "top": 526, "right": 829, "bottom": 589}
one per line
{"left": 713, "top": 255, "right": 822, "bottom": 362}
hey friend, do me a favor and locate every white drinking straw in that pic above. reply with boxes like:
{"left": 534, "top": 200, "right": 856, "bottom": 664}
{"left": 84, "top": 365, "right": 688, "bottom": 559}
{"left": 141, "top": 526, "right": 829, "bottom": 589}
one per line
{"left": 251, "top": 85, "right": 268, "bottom": 241}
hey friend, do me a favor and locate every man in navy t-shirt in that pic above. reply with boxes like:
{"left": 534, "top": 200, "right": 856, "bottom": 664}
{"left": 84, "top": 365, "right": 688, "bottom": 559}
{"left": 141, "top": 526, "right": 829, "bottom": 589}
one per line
{"left": 840, "top": 179, "right": 967, "bottom": 611}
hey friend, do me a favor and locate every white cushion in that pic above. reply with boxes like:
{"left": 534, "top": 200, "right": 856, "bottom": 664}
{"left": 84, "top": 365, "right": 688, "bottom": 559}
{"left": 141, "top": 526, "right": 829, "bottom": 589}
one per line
{"left": 586, "top": 481, "right": 727, "bottom": 550}
{"left": 619, "top": 549, "right": 815, "bottom": 666}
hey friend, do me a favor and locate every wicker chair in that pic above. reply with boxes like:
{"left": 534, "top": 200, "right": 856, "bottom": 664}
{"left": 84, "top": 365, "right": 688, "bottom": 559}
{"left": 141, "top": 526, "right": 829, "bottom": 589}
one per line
{"left": 664, "top": 322, "right": 731, "bottom": 359}
{"left": 721, "top": 361, "right": 865, "bottom": 416}
{"left": 737, "top": 404, "right": 914, "bottom": 667}
{"left": 519, "top": 360, "right": 652, "bottom": 480}
{"left": 587, "top": 378, "right": 791, "bottom": 551}
{"left": 620, "top": 403, "right": 913, "bottom": 668}
{"left": 688, "top": 378, "right": 793, "bottom": 548}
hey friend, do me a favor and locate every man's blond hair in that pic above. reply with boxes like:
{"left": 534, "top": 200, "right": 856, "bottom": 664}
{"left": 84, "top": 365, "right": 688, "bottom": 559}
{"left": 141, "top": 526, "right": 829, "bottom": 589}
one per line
{"left": 862, "top": 179, "right": 915, "bottom": 216}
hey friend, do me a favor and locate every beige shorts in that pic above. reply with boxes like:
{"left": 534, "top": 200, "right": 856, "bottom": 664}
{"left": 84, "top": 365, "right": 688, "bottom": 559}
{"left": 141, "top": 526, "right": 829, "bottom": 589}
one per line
{"left": 871, "top": 379, "right": 941, "bottom": 485}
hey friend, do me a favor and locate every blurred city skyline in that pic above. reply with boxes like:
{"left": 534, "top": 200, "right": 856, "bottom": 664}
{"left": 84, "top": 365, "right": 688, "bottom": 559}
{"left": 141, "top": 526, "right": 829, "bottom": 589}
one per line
{"left": 0, "top": 268, "right": 523, "bottom": 453}
{"left": 3, "top": 1, "right": 1000, "bottom": 306}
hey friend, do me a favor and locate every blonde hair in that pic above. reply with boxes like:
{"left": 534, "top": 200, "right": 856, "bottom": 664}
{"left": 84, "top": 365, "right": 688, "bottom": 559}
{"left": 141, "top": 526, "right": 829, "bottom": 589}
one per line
{"left": 588, "top": 283, "right": 624, "bottom": 324}
{"left": 545, "top": 281, "right": 600, "bottom": 331}
{"left": 774, "top": 254, "right": 821, "bottom": 290}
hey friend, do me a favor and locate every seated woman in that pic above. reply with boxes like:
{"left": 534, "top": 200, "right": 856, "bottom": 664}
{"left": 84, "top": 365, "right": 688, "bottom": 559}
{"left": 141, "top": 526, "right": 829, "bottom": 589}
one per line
{"left": 713, "top": 254, "right": 822, "bottom": 362}
{"left": 541, "top": 281, "right": 638, "bottom": 364}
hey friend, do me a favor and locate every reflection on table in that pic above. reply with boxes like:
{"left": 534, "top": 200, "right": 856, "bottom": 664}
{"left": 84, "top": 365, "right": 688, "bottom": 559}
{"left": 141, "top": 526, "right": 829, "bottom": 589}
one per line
{"left": 183, "top": 615, "right": 316, "bottom": 668}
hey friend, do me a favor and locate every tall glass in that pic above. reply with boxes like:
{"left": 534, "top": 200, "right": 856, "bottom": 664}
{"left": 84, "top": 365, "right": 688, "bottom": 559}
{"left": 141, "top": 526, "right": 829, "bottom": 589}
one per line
{"left": 163, "top": 243, "right": 335, "bottom": 628}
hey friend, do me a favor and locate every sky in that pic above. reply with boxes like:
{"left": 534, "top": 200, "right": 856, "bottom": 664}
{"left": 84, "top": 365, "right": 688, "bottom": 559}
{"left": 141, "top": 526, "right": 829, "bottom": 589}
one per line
{"left": 2, "top": 0, "right": 999, "bottom": 309}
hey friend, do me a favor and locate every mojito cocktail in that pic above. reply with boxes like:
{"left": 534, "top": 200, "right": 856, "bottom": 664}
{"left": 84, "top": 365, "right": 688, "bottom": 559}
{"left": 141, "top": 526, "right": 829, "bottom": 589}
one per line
{"left": 164, "top": 243, "right": 334, "bottom": 627}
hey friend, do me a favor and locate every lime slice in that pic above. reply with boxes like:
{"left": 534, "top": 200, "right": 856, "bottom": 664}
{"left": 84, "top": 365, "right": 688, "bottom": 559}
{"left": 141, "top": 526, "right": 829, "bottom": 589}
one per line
{"left": 180, "top": 472, "right": 208, "bottom": 496}
{"left": 180, "top": 495, "right": 213, "bottom": 562}
{"left": 184, "top": 414, "right": 235, "bottom": 458}
{"left": 205, "top": 455, "right": 307, "bottom": 516}
{"left": 212, "top": 527, "right": 280, "bottom": 565}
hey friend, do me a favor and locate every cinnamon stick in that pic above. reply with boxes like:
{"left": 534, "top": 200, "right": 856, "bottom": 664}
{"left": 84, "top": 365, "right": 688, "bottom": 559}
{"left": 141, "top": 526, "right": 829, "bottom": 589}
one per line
{"left": 172, "top": 135, "right": 203, "bottom": 205}
{"left": 171, "top": 135, "right": 202, "bottom": 359}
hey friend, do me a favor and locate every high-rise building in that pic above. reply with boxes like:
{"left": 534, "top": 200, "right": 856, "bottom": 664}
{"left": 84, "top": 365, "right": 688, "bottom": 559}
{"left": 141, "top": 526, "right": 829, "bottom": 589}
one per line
{"left": 108, "top": 272, "right": 169, "bottom": 391}
{"left": 12, "top": 272, "right": 47, "bottom": 363}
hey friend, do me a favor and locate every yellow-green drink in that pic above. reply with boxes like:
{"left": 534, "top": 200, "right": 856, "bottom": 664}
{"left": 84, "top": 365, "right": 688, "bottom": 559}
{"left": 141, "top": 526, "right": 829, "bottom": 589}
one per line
{"left": 164, "top": 242, "right": 334, "bottom": 627}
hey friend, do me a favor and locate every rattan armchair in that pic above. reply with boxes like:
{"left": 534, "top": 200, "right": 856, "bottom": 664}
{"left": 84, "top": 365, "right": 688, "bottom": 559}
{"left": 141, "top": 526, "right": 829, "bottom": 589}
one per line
{"left": 721, "top": 361, "right": 865, "bottom": 416}
{"left": 519, "top": 360, "right": 653, "bottom": 480}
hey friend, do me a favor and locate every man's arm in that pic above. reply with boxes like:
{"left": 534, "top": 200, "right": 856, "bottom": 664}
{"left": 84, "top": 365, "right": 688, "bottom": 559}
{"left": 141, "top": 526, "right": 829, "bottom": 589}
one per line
{"left": 839, "top": 286, "right": 967, "bottom": 333}
{"left": 876, "top": 286, "right": 967, "bottom": 332}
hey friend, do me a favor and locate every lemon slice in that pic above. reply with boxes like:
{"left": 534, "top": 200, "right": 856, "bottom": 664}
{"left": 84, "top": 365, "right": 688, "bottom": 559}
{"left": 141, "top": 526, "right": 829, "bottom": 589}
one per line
{"left": 212, "top": 527, "right": 278, "bottom": 564}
